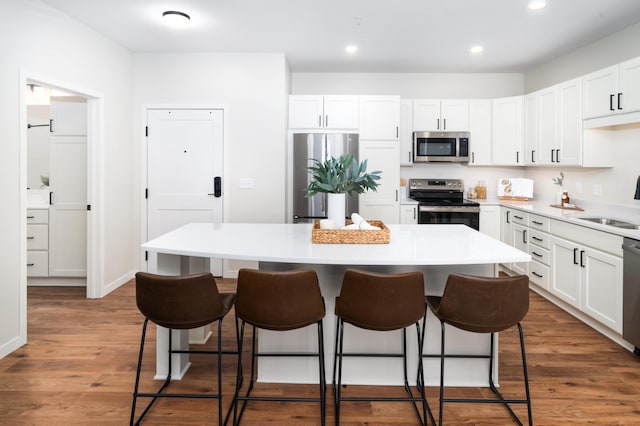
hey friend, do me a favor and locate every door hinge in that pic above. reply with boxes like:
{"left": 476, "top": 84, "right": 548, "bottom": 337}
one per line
{"left": 86, "top": 204, "right": 91, "bottom": 211}
{"left": 145, "top": 126, "right": 148, "bottom": 137}
{"left": 145, "top": 251, "right": 148, "bottom": 262}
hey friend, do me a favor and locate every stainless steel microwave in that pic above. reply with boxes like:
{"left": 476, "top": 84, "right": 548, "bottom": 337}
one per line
{"left": 413, "top": 131, "right": 470, "bottom": 163}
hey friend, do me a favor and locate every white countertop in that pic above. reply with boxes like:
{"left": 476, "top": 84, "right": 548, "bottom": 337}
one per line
{"left": 476, "top": 198, "right": 640, "bottom": 240}
{"left": 27, "top": 189, "right": 49, "bottom": 209}
{"left": 142, "top": 223, "right": 530, "bottom": 266}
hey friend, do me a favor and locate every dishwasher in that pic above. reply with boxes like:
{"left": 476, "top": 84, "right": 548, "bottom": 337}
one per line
{"left": 623, "top": 237, "right": 640, "bottom": 355}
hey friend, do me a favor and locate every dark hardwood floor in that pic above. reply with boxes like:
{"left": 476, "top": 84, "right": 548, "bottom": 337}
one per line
{"left": 1, "top": 279, "right": 639, "bottom": 425}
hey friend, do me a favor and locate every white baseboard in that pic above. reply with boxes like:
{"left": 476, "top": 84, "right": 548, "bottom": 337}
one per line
{"left": 27, "top": 277, "right": 86, "bottom": 286}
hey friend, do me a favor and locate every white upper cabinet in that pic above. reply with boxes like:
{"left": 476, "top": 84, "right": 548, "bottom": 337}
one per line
{"left": 468, "top": 99, "right": 492, "bottom": 166}
{"left": 620, "top": 56, "right": 640, "bottom": 114}
{"left": 359, "top": 96, "right": 400, "bottom": 140}
{"left": 524, "top": 92, "right": 538, "bottom": 165}
{"left": 288, "top": 95, "right": 359, "bottom": 129}
{"left": 557, "top": 78, "right": 583, "bottom": 165}
{"left": 583, "top": 56, "right": 640, "bottom": 120}
{"left": 537, "top": 86, "right": 558, "bottom": 165}
{"left": 412, "top": 99, "right": 469, "bottom": 131}
{"left": 399, "top": 99, "right": 413, "bottom": 165}
{"left": 491, "top": 96, "right": 523, "bottom": 166}
{"left": 526, "top": 78, "right": 582, "bottom": 166}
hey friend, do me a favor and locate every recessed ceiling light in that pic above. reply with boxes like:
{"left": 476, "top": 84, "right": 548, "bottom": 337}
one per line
{"left": 470, "top": 45, "right": 484, "bottom": 54}
{"left": 162, "top": 10, "right": 191, "bottom": 28}
{"left": 528, "top": 0, "right": 547, "bottom": 10}
{"left": 345, "top": 45, "right": 358, "bottom": 54}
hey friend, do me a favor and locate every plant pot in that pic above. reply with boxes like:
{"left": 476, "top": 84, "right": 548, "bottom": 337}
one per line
{"left": 326, "top": 193, "right": 346, "bottom": 229}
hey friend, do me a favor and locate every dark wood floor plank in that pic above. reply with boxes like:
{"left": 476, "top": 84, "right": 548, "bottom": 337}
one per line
{"left": 0, "top": 279, "right": 639, "bottom": 424}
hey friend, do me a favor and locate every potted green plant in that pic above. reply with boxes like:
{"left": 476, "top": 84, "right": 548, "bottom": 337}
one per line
{"left": 305, "top": 154, "right": 381, "bottom": 228}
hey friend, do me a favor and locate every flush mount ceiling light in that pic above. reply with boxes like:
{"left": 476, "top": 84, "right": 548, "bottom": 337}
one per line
{"left": 345, "top": 45, "right": 358, "bottom": 54}
{"left": 470, "top": 45, "right": 484, "bottom": 54}
{"left": 162, "top": 10, "right": 191, "bottom": 28}
{"left": 528, "top": 0, "right": 547, "bottom": 10}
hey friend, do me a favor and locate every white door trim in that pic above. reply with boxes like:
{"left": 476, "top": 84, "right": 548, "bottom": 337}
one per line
{"left": 18, "top": 70, "right": 104, "bottom": 345}
{"left": 140, "top": 104, "right": 230, "bottom": 272}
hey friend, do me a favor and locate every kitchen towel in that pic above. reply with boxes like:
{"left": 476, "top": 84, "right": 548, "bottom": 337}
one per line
{"left": 342, "top": 213, "right": 381, "bottom": 230}
{"left": 635, "top": 175, "right": 640, "bottom": 200}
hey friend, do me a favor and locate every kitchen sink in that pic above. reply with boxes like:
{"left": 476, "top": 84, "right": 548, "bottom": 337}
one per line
{"left": 578, "top": 217, "right": 640, "bottom": 230}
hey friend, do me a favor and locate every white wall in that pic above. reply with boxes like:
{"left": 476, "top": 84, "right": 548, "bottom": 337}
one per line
{"left": 525, "top": 22, "right": 640, "bottom": 92}
{"left": 26, "top": 105, "right": 50, "bottom": 189}
{"left": 132, "top": 53, "right": 289, "bottom": 232}
{"left": 292, "top": 73, "right": 524, "bottom": 98}
{"left": 0, "top": 0, "right": 133, "bottom": 358}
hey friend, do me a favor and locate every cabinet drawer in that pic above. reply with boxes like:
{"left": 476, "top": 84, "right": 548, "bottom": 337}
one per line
{"left": 27, "top": 224, "right": 48, "bottom": 250}
{"left": 528, "top": 214, "right": 550, "bottom": 232}
{"left": 529, "top": 245, "right": 550, "bottom": 266}
{"left": 550, "top": 219, "right": 623, "bottom": 257}
{"left": 529, "top": 229, "right": 550, "bottom": 249}
{"left": 27, "top": 209, "right": 49, "bottom": 224}
{"left": 27, "top": 251, "right": 49, "bottom": 277}
{"left": 511, "top": 211, "right": 528, "bottom": 225}
{"left": 529, "top": 261, "right": 550, "bottom": 291}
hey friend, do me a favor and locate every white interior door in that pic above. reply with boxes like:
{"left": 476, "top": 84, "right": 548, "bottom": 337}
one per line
{"left": 147, "top": 109, "right": 224, "bottom": 275}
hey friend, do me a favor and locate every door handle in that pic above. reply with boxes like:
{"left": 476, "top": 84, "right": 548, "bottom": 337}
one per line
{"left": 531, "top": 150, "right": 535, "bottom": 163}
{"left": 580, "top": 250, "right": 585, "bottom": 267}
{"left": 27, "top": 236, "right": 35, "bottom": 240}
{"left": 506, "top": 211, "right": 511, "bottom": 224}
{"left": 573, "top": 248, "right": 579, "bottom": 265}
{"left": 551, "top": 149, "right": 555, "bottom": 163}
{"left": 523, "top": 229, "right": 527, "bottom": 244}
{"left": 556, "top": 149, "right": 560, "bottom": 163}
{"left": 472, "top": 152, "right": 475, "bottom": 163}
{"left": 443, "top": 118, "right": 446, "bottom": 130}
{"left": 610, "top": 94, "right": 615, "bottom": 111}
{"left": 618, "top": 93, "right": 623, "bottom": 110}
{"left": 532, "top": 271, "right": 543, "bottom": 278}
{"left": 208, "top": 177, "right": 222, "bottom": 197}
{"left": 49, "top": 119, "right": 54, "bottom": 133}
{"left": 437, "top": 118, "right": 440, "bottom": 129}
{"left": 49, "top": 191, "right": 54, "bottom": 205}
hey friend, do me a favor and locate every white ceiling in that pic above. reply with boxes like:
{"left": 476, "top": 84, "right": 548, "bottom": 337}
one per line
{"left": 42, "top": 0, "right": 640, "bottom": 73}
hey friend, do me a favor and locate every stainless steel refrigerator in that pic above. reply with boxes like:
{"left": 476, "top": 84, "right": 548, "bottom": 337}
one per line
{"left": 292, "top": 133, "right": 359, "bottom": 223}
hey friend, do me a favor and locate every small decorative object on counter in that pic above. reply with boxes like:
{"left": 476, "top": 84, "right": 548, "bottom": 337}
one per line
{"left": 467, "top": 187, "right": 476, "bottom": 199}
{"left": 475, "top": 180, "right": 487, "bottom": 199}
{"left": 561, "top": 191, "right": 570, "bottom": 206}
{"left": 553, "top": 172, "right": 565, "bottom": 205}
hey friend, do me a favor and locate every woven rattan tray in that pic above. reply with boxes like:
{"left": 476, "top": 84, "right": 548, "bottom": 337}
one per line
{"left": 311, "top": 220, "right": 390, "bottom": 244}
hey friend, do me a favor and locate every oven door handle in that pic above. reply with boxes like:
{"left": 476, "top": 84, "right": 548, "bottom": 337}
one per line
{"left": 418, "top": 206, "right": 480, "bottom": 213}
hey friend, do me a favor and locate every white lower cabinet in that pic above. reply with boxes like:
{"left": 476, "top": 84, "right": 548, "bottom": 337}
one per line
{"left": 549, "top": 228, "right": 623, "bottom": 333}
{"left": 27, "top": 209, "right": 49, "bottom": 277}
{"left": 400, "top": 204, "right": 417, "bottom": 224}
{"left": 479, "top": 205, "right": 500, "bottom": 240}
{"left": 500, "top": 208, "right": 623, "bottom": 334}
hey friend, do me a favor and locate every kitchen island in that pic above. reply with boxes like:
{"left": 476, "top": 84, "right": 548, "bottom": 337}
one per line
{"left": 142, "top": 222, "right": 530, "bottom": 386}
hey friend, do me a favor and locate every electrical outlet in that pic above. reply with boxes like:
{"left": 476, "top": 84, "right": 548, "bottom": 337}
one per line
{"left": 593, "top": 183, "right": 603, "bottom": 196}
{"left": 576, "top": 182, "right": 583, "bottom": 194}
{"left": 239, "top": 178, "right": 254, "bottom": 189}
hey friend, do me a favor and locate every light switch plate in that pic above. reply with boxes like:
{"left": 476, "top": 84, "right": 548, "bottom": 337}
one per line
{"left": 239, "top": 178, "right": 254, "bottom": 189}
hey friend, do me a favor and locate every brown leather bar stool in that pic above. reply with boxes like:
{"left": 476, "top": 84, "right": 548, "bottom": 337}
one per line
{"left": 424, "top": 273, "right": 532, "bottom": 425}
{"left": 333, "top": 269, "right": 434, "bottom": 426}
{"left": 130, "top": 272, "right": 236, "bottom": 426}
{"left": 232, "top": 268, "right": 326, "bottom": 425}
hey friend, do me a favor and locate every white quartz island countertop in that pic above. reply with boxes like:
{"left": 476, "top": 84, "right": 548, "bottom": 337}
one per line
{"left": 142, "top": 222, "right": 531, "bottom": 266}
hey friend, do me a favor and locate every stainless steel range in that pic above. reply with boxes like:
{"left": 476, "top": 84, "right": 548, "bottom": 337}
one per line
{"left": 408, "top": 178, "right": 480, "bottom": 230}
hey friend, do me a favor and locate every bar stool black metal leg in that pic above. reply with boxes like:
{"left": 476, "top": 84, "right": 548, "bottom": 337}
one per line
{"left": 438, "top": 321, "right": 445, "bottom": 426}
{"left": 317, "top": 320, "right": 326, "bottom": 426}
{"left": 519, "top": 323, "right": 533, "bottom": 426}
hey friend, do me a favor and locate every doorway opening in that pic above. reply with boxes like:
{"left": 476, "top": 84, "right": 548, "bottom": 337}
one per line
{"left": 20, "top": 71, "right": 103, "bottom": 307}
